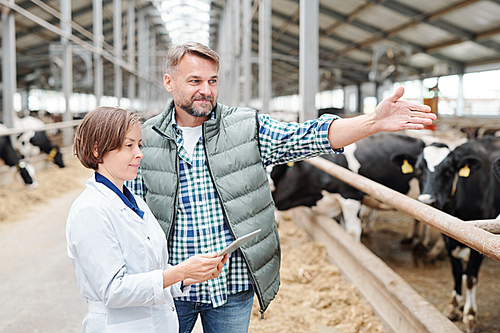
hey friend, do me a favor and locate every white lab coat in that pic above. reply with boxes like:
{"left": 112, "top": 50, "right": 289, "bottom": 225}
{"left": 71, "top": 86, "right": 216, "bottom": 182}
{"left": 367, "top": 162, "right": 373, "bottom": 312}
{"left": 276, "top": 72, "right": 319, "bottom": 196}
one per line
{"left": 66, "top": 176, "right": 190, "bottom": 333}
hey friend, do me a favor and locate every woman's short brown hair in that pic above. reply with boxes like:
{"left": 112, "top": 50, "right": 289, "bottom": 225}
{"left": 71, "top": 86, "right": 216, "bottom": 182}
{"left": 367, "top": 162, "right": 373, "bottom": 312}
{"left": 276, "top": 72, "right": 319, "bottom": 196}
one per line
{"left": 166, "top": 42, "right": 220, "bottom": 77}
{"left": 74, "top": 106, "right": 142, "bottom": 170}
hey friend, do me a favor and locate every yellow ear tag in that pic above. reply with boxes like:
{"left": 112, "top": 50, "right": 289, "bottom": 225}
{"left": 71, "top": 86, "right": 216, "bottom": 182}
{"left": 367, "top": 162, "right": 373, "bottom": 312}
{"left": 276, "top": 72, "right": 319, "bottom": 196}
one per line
{"left": 47, "top": 148, "right": 57, "bottom": 162}
{"left": 458, "top": 164, "right": 470, "bottom": 177}
{"left": 286, "top": 162, "right": 295, "bottom": 167}
{"left": 401, "top": 159, "right": 413, "bottom": 174}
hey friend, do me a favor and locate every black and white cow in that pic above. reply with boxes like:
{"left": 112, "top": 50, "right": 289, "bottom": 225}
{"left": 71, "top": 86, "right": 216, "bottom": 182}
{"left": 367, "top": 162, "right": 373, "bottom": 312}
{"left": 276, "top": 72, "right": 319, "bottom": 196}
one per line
{"left": 272, "top": 132, "right": 425, "bottom": 241}
{"left": 0, "top": 124, "right": 38, "bottom": 188}
{"left": 13, "top": 116, "right": 65, "bottom": 168}
{"left": 415, "top": 135, "right": 500, "bottom": 330}
{"left": 483, "top": 156, "right": 500, "bottom": 221}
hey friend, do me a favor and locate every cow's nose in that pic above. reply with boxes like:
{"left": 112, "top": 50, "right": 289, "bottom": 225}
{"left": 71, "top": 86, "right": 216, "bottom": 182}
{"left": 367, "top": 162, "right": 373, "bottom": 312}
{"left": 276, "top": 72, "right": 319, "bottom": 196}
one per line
{"left": 417, "top": 194, "right": 435, "bottom": 205}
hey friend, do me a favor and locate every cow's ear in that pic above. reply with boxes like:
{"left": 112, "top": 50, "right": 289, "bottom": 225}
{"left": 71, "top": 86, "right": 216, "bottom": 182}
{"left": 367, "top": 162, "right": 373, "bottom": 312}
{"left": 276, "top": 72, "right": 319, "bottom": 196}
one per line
{"left": 492, "top": 157, "right": 500, "bottom": 182}
{"left": 390, "top": 153, "right": 416, "bottom": 174}
{"left": 457, "top": 155, "right": 482, "bottom": 178}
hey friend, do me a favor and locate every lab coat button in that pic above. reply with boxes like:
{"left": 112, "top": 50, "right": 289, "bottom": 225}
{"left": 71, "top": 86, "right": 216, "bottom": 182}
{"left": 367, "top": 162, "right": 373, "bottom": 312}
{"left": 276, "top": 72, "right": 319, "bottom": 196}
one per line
{"left": 147, "top": 236, "right": 150, "bottom": 241}
{"left": 171, "top": 307, "right": 175, "bottom": 312}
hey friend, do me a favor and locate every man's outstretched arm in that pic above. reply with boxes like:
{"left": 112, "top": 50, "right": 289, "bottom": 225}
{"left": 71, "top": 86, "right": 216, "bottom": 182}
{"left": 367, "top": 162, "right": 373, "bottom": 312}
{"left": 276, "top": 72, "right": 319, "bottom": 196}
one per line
{"left": 327, "top": 86, "right": 436, "bottom": 149}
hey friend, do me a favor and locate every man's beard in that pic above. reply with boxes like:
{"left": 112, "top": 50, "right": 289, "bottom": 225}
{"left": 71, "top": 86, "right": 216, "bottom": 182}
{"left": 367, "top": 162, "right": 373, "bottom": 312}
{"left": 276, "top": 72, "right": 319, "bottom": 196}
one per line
{"left": 177, "top": 95, "right": 216, "bottom": 118}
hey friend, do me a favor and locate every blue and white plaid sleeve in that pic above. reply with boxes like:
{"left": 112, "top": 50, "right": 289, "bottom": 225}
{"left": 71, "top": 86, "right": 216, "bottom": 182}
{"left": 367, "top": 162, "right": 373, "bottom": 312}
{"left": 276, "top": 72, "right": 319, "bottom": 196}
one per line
{"left": 125, "top": 165, "right": 147, "bottom": 200}
{"left": 258, "top": 113, "right": 344, "bottom": 167}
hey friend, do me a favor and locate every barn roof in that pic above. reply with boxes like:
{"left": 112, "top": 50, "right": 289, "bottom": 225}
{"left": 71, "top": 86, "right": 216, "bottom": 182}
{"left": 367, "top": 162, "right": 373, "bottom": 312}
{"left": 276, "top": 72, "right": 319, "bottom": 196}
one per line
{"left": 3, "top": 0, "right": 500, "bottom": 98}
{"left": 208, "top": 0, "right": 500, "bottom": 96}
{"left": 1, "top": 0, "right": 170, "bottom": 96}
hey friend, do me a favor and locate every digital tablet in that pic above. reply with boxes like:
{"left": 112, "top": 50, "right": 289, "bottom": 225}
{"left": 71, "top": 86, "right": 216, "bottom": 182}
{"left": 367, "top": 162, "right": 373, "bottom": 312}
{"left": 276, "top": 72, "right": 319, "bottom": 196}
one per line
{"left": 217, "top": 229, "right": 261, "bottom": 256}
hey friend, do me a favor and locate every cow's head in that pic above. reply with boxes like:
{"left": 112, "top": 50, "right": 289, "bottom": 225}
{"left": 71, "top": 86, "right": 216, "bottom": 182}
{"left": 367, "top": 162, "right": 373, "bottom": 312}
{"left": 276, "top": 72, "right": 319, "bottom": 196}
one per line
{"left": 493, "top": 157, "right": 500, "bottom": 183}
{"left": 390, "top": 153, "right": 418, "bottom": 175}
{"left": 16, "top": 131, "right": 38, "bottom": 159}
{"left": 416, "top": 141, "right": 486, "bottom": 213}
{"left": 272, "top": 161, "right": 325, "bottom": 211}
{"left": 271, "top": 154, "right": 362, "bottom": 211}
{"left": 415, "top": 143, "right": 453, "bottom": 209}
{"left": 47, "top": 147, "right": 65, "bottom": 168}
{"left": 485, "top": 157, "right": 500, "bottom": 218}
{"left": 17, "top": 160, "right": 38, "bottom": 189}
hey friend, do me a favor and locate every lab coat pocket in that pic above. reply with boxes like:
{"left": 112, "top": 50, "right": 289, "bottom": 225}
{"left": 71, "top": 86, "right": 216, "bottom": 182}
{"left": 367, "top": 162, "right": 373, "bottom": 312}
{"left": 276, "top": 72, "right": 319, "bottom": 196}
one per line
{"left": 82, "top": 312, "right": 106, "bottom": 333}
{"left": 105, "top": 316, "right": 154, "bottom": 333}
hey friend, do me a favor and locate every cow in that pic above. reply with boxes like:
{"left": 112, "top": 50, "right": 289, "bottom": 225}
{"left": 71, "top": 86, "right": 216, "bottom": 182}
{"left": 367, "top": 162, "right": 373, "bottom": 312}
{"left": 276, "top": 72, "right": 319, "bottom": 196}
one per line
{"left": 272, "top": 132, "right": 425, "bottom": 241}
{"left": 0, "top": 124, "right": 38, "bottom": 188}
{"left": 12, "top": 115, "right": 65, "bottom": 168}
{"left": 483, "top": 156, "right": 500, "bottom": 221}
{"left": 414, "top": 135, "right": 500, "bottom": 331}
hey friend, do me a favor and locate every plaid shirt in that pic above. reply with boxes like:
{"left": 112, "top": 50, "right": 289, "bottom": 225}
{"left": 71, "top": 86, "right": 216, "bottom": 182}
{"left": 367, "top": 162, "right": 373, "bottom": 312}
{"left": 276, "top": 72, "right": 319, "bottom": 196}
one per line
{"left": 126, "top": 111, "right": 342, "bottom": 307}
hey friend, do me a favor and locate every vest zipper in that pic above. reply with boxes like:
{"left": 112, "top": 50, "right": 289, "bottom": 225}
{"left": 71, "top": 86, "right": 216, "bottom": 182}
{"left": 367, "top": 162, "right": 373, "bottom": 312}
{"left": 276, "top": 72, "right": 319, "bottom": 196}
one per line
{"left": 152, "top": 125, "right": 179, "bottom": 244}
{"left": 201, "top": 123, "right": 267, "bottom": 317}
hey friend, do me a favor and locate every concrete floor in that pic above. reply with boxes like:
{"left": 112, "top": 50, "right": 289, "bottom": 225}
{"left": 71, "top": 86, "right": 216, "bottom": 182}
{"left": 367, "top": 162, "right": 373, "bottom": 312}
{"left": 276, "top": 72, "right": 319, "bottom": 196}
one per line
{"left": 0, "top": 182, "right": 203, "bottom": 333}
{"left": 0, "top": 187, "right": 87, "bottom": 333}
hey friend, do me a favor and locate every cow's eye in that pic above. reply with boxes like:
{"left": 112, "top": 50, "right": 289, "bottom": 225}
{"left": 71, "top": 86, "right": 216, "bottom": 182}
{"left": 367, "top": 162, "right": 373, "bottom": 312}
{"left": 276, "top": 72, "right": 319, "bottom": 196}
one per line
{"left": 444, "top": 169, "right": 453, "bottom": 178}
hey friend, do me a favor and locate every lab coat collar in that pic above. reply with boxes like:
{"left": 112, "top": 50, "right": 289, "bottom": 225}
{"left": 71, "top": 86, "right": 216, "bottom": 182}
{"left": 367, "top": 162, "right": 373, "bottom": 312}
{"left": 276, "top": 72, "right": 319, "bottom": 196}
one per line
{"left": 94, "top": 172, "right": 145, "bottom": 219}
{"left": 86, "top": 175, "right": 146, "bottom": 224}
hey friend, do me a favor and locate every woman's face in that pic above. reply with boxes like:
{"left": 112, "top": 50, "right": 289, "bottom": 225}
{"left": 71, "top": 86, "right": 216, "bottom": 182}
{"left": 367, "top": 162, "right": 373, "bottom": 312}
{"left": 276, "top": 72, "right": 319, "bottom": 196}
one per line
{"left": 97, "top": 123, "right": 143, "bottom": 190}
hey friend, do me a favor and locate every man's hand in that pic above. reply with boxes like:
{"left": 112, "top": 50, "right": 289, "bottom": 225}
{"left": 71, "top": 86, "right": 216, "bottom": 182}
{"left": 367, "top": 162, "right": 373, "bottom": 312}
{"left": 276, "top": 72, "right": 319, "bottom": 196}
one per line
{"left": 327, "top": 86, "right": 437, "bottom": 149}
{"left": 373, "top": 86, "right": 436, "bottom": 132}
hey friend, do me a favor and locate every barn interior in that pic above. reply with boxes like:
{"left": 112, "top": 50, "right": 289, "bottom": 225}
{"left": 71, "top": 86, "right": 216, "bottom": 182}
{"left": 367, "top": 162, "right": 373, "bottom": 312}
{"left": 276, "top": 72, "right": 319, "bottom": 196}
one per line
{"left": 1, "top": 1, "right": 500, "bottom": 333}
{"left": 3, "top": 0, "right": 500, "bottom": 135}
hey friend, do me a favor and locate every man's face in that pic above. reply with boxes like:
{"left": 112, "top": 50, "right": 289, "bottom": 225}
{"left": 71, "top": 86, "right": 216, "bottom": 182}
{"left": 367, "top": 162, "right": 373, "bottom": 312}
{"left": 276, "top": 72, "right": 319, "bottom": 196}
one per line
{"left": 164, "top": 54, "right": 219, "bottom": 118}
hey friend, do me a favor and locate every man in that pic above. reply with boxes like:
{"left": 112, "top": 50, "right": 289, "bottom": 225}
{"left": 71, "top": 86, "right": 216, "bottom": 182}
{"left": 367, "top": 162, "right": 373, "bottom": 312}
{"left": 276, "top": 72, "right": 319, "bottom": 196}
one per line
{"left": 126, "top": 41, "right": 436, "bottom": 333}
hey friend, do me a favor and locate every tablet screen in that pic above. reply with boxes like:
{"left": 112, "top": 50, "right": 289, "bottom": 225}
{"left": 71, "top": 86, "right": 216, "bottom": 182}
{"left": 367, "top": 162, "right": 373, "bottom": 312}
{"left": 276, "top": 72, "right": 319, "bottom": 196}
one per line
{"left": 217, "top": 229, "right": 261, "bottom": 256}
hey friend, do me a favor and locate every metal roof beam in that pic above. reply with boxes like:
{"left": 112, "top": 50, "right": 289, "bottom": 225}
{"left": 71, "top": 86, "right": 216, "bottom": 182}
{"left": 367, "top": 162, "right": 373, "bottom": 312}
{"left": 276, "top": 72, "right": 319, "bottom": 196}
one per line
{"left": 262, "top": 1, "right": 461, "bottom": 73}
{"left": 16, "top": 0, "right": 167, "bottom": 47}
{"left": 271, "top": 10, "right": 370, "bottom": 57}
{"left": 313, "top": 2, "right": 464, "bottom": 71}
{"left": 18, "top": 7, "right": 169, "bottom": 63}
{"left": 271, "top": 8, "right": 426, "bottom": 76}
{"left": 270, "top": 51, "right": 371, "bottom": 73}
{"left": 246, "top": 34, "right": 366, "bottom": 92}
{"left": 378, "top": 0, "right": 500, "bottom": 55}
{"left": 424, "top": 23, "right": 500, "bottom": 53}
{"left": 322, "top": 2, "right": 377, "bottom": 36}
{"left": 15, "top": 0, "right": 114, "bottom": 40}
{"left": 251, "top": 23, "right": 373, "bottom": 73}
{"left": 267, "top": 45, "right": 369, "bottom": 84}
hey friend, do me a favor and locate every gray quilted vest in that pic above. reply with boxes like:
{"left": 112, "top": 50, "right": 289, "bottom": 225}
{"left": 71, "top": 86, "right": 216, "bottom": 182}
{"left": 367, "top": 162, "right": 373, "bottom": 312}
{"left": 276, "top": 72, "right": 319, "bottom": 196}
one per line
{"left": 140, "top": 100, "right": 280, "bottom": 313}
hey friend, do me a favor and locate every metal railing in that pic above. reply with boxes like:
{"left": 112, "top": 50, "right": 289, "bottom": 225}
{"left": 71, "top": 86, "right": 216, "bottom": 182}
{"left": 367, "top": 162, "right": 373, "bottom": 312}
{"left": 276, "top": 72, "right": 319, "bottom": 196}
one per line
{"left": 0, "top": 120, "right": 82, "bottom": 137}
{"left": 305, "top": 156, "right": 500, "bottom": 262}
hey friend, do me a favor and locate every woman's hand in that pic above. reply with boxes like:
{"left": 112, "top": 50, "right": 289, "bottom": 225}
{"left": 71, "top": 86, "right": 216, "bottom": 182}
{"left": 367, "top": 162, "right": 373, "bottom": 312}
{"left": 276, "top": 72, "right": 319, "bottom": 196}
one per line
{"left": 163, "top": 253, "right": 228, "bottom": 288}
{"left": 183, "top": 253, "right": 229, "bottom": 285}
{"left": 179, "top": 253, "right": 228, "bottom": 284}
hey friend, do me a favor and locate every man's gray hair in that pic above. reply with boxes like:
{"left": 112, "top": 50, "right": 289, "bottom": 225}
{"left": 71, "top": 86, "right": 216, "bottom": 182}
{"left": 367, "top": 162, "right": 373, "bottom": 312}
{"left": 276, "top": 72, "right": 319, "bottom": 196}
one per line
{"left": 166, "top": 42, "right": 220, "bottom": 77}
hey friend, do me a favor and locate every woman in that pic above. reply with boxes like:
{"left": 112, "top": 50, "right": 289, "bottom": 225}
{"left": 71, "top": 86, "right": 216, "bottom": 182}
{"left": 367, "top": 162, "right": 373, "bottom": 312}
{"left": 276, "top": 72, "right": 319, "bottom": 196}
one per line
{"left": 66, "top": 106, "right": 227, "bottom": 333}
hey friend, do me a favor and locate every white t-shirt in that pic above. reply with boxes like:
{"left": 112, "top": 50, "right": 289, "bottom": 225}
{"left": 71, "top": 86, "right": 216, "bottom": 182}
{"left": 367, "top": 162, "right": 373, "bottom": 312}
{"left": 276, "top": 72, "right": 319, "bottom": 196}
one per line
{"left": 179, "top": 125, "right": 203, "bottom": 160}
